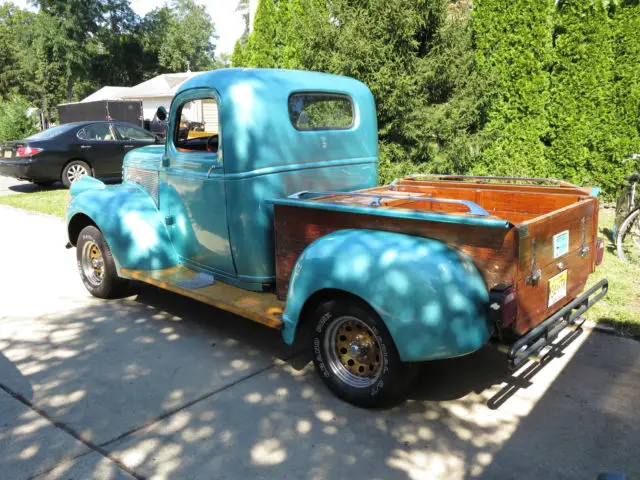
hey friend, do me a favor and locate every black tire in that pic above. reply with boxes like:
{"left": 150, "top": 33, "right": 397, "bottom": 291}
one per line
{"left": 616, "top": 208, "right": 640, "bottom": 266}
{"left": 310, "top": 298, "right": 415, "bottom": 408}
{"left": 76, "top": 226, "right": 128, "bottom": 298}
{"left": 62, "top": 160, "right": 91, "bottom": 188}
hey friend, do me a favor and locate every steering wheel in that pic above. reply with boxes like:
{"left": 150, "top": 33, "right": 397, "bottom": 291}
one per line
{"left": 207, "top": 134, "right": 219, "bottom": 153}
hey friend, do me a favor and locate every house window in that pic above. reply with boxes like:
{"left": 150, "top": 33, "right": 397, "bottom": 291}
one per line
{"left": 288, "top": 93, "right": 354, "bottom": 131}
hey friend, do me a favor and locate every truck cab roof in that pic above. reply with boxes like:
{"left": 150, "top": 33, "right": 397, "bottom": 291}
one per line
{"left": 170, "top": 68, "right": 379, "bottom": 175}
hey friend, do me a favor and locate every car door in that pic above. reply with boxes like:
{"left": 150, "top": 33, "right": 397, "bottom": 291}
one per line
{"left": 162, "top": 90, "right": 236, "bottom": 277}
{"left": 113, "top": 123, "right": 158, "bottom": 157}
{"left": 75, "top": 123, "right": 124, "bottom": 177}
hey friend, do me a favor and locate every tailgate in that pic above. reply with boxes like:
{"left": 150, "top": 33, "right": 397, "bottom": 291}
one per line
{"left": 515, "top": 197, "right": 598, "bottom": 333}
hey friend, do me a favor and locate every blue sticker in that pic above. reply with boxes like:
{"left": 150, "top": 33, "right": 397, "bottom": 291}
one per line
{"left": 553, "top": 230, "right": 569, "bottom": 259}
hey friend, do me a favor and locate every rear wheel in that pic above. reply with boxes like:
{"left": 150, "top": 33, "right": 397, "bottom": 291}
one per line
{"left": 310, "top": 298, "right": 415, "bottom": 408}
{"left": 62, "top": 160, "right": 91, "bottom": 188}
{"left": 76, "top": 226, "right": 128, "bottom": 298}
{"left": 616, "top": 209, "right": 640, "bottom": 266}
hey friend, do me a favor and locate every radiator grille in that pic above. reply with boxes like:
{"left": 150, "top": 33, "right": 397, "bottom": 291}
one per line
{"left": 125, "top": 167, "right": 159, "bottom": 204}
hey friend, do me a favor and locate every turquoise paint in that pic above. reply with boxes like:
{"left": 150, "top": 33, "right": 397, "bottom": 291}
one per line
{"left": 123, "top": 68, "right": 378, "bottom": 287}
{"left": 68, "top": 176, "right": 178, "bottom": 271}
{"left": 269, "top": 197, "right": 512, "bottom": 229}
{"left": 589, "top": 187, "right": 601, "bottom": 197}
{"left": 281, "top": 229, "right": 493, "bottom": 362}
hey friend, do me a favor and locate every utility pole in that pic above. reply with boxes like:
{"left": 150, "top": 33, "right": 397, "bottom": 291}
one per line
{"left": 186, "top": 60, "right": 191, "bottom": 73}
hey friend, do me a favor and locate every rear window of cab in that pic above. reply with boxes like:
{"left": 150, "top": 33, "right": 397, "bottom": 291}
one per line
{"left": 288, "top": 93, "right": 354, "bottom": 131}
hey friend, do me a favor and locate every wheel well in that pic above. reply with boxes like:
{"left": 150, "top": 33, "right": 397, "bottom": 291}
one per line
{"left": 68, "top": 213, "right": 98, "bottom": 246}
{"left": 297, "top": 288, "right": 378, "bottom": 332}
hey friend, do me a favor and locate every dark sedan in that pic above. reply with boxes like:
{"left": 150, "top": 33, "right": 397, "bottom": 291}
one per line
{"left": 0, "top": 121, "right": 160, "bottom": 188}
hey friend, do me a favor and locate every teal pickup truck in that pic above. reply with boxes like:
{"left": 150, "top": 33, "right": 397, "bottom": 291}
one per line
{"left": 66, "top": 69, "right": 608, "bottom": 407}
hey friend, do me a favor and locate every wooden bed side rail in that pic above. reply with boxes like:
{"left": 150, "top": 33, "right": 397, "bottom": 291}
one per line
{"left": 394, "top": 175, "right": 597, "bottom": 196}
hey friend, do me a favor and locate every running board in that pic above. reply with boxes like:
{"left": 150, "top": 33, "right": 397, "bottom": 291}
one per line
{"left": 120, "top": 266, "right": 284, "bottom": 329}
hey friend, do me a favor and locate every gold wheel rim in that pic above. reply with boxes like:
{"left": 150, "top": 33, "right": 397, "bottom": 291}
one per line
{"left": 81, "top": 241, "right": 105, "bottom": 286}
{"left": 325, "top": 316, "right": 383, "bottom": 388}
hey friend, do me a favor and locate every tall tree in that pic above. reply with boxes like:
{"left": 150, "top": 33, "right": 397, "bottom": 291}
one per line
{"left": 472, "top": 0, "right": 554, "bottom": 177}
{"left": 158, "top": 0, "right": 218, "bottom": 72}
{"left": 547, "top": 0, "right": 617, "bottom": 191}
{"left": 611, "top": 0, "right": 640, "bottom": 179}
{"left": 244, "top": 0, "right": 278, "bottom": 68}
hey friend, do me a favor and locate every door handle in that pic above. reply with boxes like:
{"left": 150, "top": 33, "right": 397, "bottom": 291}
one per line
{"left": 81, "top": 145, "right": 92, "bottom": 149}
{"left": 124, "top": 145, "right": 135, "bottom": 149}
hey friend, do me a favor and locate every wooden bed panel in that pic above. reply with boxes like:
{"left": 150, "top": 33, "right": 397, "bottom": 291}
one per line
{"left": 517, "top": 198, "right": 596, "bottom": 274}
{"left": 380, "top": 184, "right": 581, "bottom": 215}
{"left": 273, "top": 205, "right": 518, "bottom": 300}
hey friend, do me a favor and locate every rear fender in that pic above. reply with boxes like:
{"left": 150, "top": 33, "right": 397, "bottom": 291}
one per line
{"left": 66, "top": 177, "right": 178, "bottom": 271}
{"left": 282, "top": 229, "right": 492, "bottom": 362}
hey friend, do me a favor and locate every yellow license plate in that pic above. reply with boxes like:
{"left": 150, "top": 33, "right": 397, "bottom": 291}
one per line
{"left": 4, "top": 150, "right": 12, "bottom": 158}
{"left": 548, "top": 270, "right": 568, "bottom": 307}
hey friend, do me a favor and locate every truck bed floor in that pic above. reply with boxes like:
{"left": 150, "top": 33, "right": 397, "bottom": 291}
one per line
{"left": 120, "top": 266, "right": 284, "bottom": 329}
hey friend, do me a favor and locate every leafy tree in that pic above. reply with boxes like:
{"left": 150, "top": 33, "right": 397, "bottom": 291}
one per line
{"left": 0, "top": 96, "right": 39, "bottom": 142}
{"left": 158, "top": 0, "right": 218, "bottom": 72}
{"left": 0, "top": 3, "right": 36, "bottom": 99}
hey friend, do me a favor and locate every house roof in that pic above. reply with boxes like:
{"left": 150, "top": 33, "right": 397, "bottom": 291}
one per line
{"left": 81, "top": 86, "right": 132, "bottom": 102}
{"left": 121, "top": 72, "right": 205, "bottom": 99}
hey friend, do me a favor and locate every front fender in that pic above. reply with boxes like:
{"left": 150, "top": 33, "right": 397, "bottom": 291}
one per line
{"left": 67, "top": 178, "right": 178, "bottom": 271}
{"left": 282, "top": 229, "right": 492, "bottom": 362}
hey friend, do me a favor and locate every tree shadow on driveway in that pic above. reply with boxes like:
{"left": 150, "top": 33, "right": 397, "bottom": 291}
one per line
{"left": 1, "top": 285, "right": 639, "bottom": 479}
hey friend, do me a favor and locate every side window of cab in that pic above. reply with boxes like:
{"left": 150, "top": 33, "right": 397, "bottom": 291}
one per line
{"left": 173, "top": 97, "right": 220, "bottom": 154}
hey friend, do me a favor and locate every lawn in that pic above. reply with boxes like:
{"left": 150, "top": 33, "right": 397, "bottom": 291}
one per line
{"left": 586, "top": 207, "right": 640, "bottom": 338}
{"left": 0, "top": 188, "right": 69, "bottom": 218}
{"left": 0, "top": 188, "right": 638, "bottom": 336}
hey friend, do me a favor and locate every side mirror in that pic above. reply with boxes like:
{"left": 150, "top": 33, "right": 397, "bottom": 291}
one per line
{"left": 156, "top": 106, "right": 168, "bottom": 122}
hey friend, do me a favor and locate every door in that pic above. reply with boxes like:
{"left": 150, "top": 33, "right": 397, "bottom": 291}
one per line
{"left": 163, "top": 90, "right": 235, "bottom": 277}
{"left": 113, "top": 123, "right": 157, "bottom": 156}
{"left": 74, "top": 123, "right": 124, "bottom": 177}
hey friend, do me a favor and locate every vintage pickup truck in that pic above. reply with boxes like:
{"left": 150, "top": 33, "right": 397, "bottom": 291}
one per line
{"left": 66, "top": 69, "right": 608, "bottom": 408}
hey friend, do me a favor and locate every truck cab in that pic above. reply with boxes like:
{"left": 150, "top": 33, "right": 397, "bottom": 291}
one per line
{"left": 66, "top": 69, "right": 607, "bottom": 408}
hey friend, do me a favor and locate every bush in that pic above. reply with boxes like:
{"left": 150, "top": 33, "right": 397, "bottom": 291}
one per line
{"left": 0, "top": 96, "right": 38, "bottom": 142}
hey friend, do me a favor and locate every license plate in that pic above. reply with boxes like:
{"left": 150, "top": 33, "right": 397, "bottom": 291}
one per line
{"left": 4, "top": 150, "right": 12, "bottom": 158}
{"left": 548, "top": 270, "right": 568, "bottom": 307}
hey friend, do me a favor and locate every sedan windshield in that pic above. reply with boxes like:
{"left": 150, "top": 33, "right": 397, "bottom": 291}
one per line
{"left": 25, "top": 124, "right": 76, "bottom": 141}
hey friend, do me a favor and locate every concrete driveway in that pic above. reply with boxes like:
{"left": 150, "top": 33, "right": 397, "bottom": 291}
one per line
{"left": 0, "top": 204, "right": 639, "bottom": 480}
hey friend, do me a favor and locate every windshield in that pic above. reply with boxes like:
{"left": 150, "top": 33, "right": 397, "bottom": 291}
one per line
{"left": 25, "top": 124, "right": 76, "bottom": 141}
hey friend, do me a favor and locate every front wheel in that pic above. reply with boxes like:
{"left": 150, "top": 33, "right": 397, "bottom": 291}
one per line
{"left": 616, "top": 209, "right": 640, "bottom": 266}
{"left": 310, "top": 299, "right": 415, "bottom": 408}
{"left": 76, "top": 226, "right": 128, "bottom": 298}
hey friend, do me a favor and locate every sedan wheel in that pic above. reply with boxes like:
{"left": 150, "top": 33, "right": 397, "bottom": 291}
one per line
{"left": 62, "top": 160, "right": 91, "bottom": 188}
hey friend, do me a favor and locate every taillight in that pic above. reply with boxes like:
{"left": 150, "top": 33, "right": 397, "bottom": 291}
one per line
{"left": 16, "top": 146, "right": 43, "bottom": 157}
{"left": 489, "top": 284, "right": 517, "bottom": 328}
{"left": 595, "top": 237, "right": 605, "bottom": 266}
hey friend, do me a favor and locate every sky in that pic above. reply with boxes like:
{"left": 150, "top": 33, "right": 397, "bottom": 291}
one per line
{"left": 3, "top": 0, "right": 247, "bottom": 56}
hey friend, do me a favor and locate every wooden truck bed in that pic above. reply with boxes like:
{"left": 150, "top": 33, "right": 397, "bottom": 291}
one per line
{"left": 273, "top": 175, "right": 599, "bottom": 335}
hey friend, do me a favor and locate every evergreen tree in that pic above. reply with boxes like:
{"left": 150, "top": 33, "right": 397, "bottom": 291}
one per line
{"left": 548, "top": 0, "right": 617, "bottom": 191}
{"left": 472, "top": 0, "right": 554, "bottom": 177}
{"left": 244, "top": 0, "right": 278, "bottom": 68}
{"left": 611, "top": 0, "right": 640, "bottom": 179}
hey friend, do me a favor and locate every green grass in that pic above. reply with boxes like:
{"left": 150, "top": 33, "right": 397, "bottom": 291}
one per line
{"left": 586, "top": 208, "right": 640, "bottom": 338}
{"left": 0, "top": 188, "right": 69, "bottom": 217}
{"left": 0, "top": 188, "right": 637, "bottom": 336}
